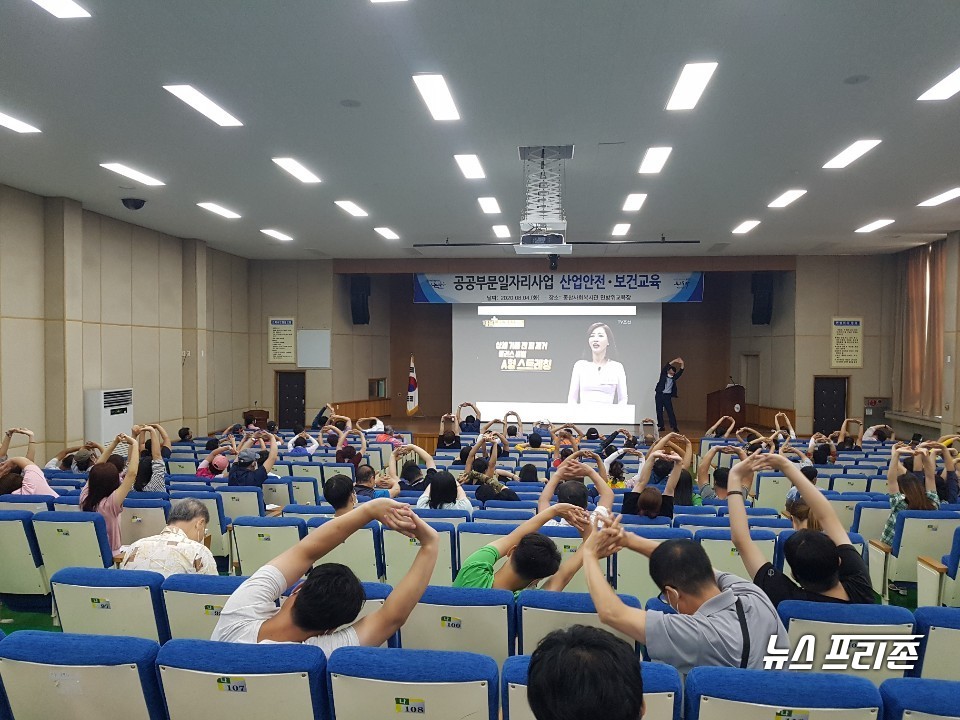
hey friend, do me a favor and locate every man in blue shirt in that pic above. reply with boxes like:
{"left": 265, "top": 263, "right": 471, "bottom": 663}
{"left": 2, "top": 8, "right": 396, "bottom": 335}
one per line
{"left": 228, "top": 435, "right": 278, "bottom": 487}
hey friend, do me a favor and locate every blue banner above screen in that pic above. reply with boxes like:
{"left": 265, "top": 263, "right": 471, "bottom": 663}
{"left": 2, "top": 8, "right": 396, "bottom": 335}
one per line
{"left": 415, "top": 272, "right": 703, "bottom": 304}
{"left": 452, "top": 305, "right": 662, "bottom": 425}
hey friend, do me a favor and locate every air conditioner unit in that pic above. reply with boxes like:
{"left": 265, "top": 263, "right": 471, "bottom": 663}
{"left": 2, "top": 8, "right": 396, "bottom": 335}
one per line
{"left": 84, "top": 388, "right": 134, "bottom": 445}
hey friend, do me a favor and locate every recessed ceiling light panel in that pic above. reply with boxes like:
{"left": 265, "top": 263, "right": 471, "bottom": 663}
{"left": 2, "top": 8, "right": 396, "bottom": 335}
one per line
{"left": 412, "top": 74, "right": 460, "bottom": 121}
{"left": 638, "top": 147, "right": 672, "bottom": 174}
{"left": 100, "top": 163, "right": 165, "bottom": 186}
{"left": 197, "top": 202, "right": 241, "bottom": 219}
{"left": 374, "top": 227, "right": 400, "bottom": 240}
{"left": 478, "top": 197, "right": 501, "bottom": 214}
{"left": 261, "top": 229, "right": 293, "bottom": 241}
{"left": 0, "top": 111, "right": 41, "bottom": 133}
{"left": 335, "top": 200, "right": 368, "bottom": 217}
{"left": 918, "top": 65, "right": 960, "bottom": 101}
{"left": 732, "top": 220, "right": 760, "bottom": 234}
{"left": 272, "top": 157, "right": 321, "bottom": 183}
{"left": 822, "top": 139, "right": 881, "bottom": 169}
{"left": 622, "top": 193, "right": 647, "bottom": 212}
{"left": 665, "top": 62, "right": 718, "bottom": 110}
{"left": 492, "top": 225, "right": 511, "bottom": 238}
{"left": 768, "top": 189, "right": 807, "bottom": 208}
{"left": 163, "top": 85, "right": 243, "bottom": 126}
{"left": 454, "top": 154, "right": 485, "bottom": 179}
{"left": 918, "top": 187, "right": 960, "bottom": 207}
{"left": 855, "top": 219, "right": 894, "bottom": 233}
{"left": 28, "top": 0, "right": 90, "bottom": 18}
{"left": 612, "top": 223, "right": 630, "bottom": 236}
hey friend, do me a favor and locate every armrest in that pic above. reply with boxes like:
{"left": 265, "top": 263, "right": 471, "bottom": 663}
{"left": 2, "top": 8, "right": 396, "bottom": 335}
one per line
{"left": 918, "top": 555, "right": 948, "bottom": 574}
{"left": 869, "top": 539, "right": 892, "bottom": 554}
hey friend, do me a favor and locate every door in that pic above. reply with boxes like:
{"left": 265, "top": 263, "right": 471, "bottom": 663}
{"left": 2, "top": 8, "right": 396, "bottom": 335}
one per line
{"left": 740, "top": 354, "right": 760, "bottom": 405}
{"left": 813, "top": 377, "right": 848, "bottom": 435}
{"left": 276, "top": 371, "right": 306, "bottom": 429}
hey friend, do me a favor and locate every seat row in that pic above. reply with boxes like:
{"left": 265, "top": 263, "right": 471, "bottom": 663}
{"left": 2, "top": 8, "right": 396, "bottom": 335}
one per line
{"left": 0, "top": 627, "right": 957, "bottom": 720}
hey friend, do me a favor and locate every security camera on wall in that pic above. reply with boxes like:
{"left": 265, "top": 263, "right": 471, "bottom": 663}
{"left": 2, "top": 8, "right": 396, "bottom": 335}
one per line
{"left": 121, "top": 198, "right": 146, "bottom": 210}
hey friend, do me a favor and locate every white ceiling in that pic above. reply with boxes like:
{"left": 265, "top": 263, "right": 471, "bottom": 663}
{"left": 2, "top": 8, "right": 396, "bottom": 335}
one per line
{"left": 1, "top": 0, "right": 958, "bottom": 260}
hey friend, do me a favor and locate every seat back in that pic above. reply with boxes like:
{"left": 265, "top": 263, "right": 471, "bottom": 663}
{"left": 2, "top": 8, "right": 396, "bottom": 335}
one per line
{"left": 261, "top": 479, "right": 294, "bottom": 507}
{"left": 327, "top": 647, "right": 498, "bottom": 720}
{"left": 52, "top": 495, "right": 82, "bottom": 512}
{"left": 169, "top": 491, "right": 229, "bottom": 556}
{"left": 0, "top": 494, "right": 54, "bottom": 513}
{"left": 306, "top": 517, "right": 383, "bottom": 581}
{"left": 879, "top": 677, "right": 960, "bottom": 720}
{"left": 216, "top": 487, "right": 264, "bottom": 519}
{"left": 684, "top": 666, "right": 882, "bottom": 720}
{"left": 831, "top": 475, "right": 872, "bottom": 494}
{"left": 913, "top": 606, "right": 960, "bottom": 681}
{"left": 0, "top": 631, "right": 164, "bottom": 720}
{"left": 471, "top": 509, "right": 534, "bottom": 524}
{"left": 753, "top": 473, "right": 792, "bottom": 512}
{"left": 283, "top": 504, "right": 335, "bottom": 521}
{"left": 231, "top": 517, "right": 306, "bottom": 575}
{"left": 399, "top": 586, "right": 514, "bottom": 665}
{"left": 695, "top": 529, "right": 776, "bottom": 576}
{"left": 384, "top": 522, "right": 456, "bottom": 586}
{"left": 167, "top": 460, "right": 198, "bottom": 474}
{"left": 852, "top": 502, "right": 893, "bottom": 541}
{"left": 290, "top": 463, "right": 323, "bottom": 482}
{"left": 614, "top": 527, "right": 693, "bottom": 600}
{"left": 161, "top": 574, "right": 247, "bottom": 640}
{"left": 516, "top": 589, "right": 640, "bottom": 654}
{"left": 457, "top": 523, "right": 514, "bottom": 575}
{"left": 889, "top": 511, "right": 960, "bottom": 583}
{"left": 290, "top": 477, "right": 320, "bottom": 505}
{"left": 32, "top": 511, "right": 112, "bottom": 574}
{"left": 156, "top": 639, "right": 327, "bottom": 720}
{"left": 321, "top": 463, "right": 357, "bottom": 483}
{"left": 0, "top": 510, "right": 47, "bottom": 594}
{"left": 777, "top": 600, "right": 916, "bottom": 685}
{"left": 540, "top": 524, "right": 604, "bottom": 593}
{"left": 120, "top": 499, "right": 171, "bottom": 546}
{"left": 674, "top": 515, "right": 731, "bottom": 535}
{"left": 50, "top": 567, "right": 169, "bottom": 643}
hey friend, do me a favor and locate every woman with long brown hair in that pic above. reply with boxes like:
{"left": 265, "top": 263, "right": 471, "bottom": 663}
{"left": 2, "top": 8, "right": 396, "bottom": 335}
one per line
{"left": 80, "top": 432, "right": 139, "bottom": 552}
{"left": 880, "top": 443, "right": 939, "bottom": 545}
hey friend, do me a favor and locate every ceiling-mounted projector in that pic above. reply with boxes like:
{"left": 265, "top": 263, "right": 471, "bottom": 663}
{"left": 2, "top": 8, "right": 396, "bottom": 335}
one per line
{"left": 514, "top": 232, "right": 573, "bottom": 255}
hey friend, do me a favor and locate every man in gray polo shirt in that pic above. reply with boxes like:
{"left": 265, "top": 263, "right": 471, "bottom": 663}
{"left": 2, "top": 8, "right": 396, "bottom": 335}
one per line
{"left": 583, "top": 526, "right": 787, "bottom": 674}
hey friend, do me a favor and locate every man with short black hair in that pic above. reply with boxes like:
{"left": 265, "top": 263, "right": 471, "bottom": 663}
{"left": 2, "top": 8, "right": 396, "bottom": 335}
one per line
{"left": 582, "top": 520, "right": 786, "bottom": 673}
{"left": 727, "top": 452, "right": 874, "bottom": 606}
{"left": 528, "top": 625, "right": 644, "bottom": 720}
{"left": 697, "top": 445, "right": 745, "bottom": 501}
{"left": 323, "top": 474, "right": 356, "bottom": 516}
{"left": 354, "top": 463, "right": 399, "bottom": 499}
{"left": 176, "top": 427, "right": 193, "bottom": 444}
{"left": 213, "top": 498, "right": 438, "bottom": 653}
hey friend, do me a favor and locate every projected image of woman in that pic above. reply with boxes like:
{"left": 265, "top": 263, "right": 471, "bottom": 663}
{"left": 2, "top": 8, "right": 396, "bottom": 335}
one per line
{"left": 567, "top": 322, "right": 628, "bottom": 404}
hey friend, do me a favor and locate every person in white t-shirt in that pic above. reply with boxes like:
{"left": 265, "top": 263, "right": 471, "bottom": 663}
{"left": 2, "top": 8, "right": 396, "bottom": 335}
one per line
{"left": 211, "top": 498, "right": 438, "bottom": 654}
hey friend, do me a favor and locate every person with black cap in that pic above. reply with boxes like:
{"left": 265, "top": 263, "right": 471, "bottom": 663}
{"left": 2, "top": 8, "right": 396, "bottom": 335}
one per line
{"left": 228, "top": 433, "right": 278, "bottom": 487}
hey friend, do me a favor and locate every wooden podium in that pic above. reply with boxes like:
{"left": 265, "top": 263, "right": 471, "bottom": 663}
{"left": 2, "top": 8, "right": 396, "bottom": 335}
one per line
{"left": 244, "top": 409, "right": 269, "bottom": 429}
{"left": 706, "top": 385, "right": 746, "bottom": 428}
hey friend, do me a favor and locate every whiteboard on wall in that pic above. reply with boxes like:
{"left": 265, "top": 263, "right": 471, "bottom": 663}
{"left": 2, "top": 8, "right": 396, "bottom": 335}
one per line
{"left": 296, "top": 330, "right": 331, "bottom": 368}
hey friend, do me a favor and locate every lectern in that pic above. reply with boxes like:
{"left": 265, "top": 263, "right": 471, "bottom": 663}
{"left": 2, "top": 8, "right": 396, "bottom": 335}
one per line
{"left": 705, "top": 385, "right": 746, "bottom": 429}
{"left": 244, "top": 409, "right": 269, "bottom": 429}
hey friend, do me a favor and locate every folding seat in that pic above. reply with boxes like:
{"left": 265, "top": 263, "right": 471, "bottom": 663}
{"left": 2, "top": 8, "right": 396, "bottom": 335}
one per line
{"left": 157, "top": 639, "right": 328, "bottom": 719}
{"left": 326, "top": 647, "right": 498, "bottom": 720}
{"left": 290, "top": 462, "right": 324, "bottom": 484}
{"left": 715, "top": 506, "right": 778, "bottom": 517}
{"left": 0, "top": 510, "right": 47, "bottom": 596}
{"left": 869, "top": 511, "right": 960, "bottom": 601}
{"left": 826, "top": 493, "right": 875, "bottom": 530}
{"left": 618, "top": 514, "right": 672, "bottom": 527}
{"left": 261, "top": 477, "right": 294, "bottom": 507}
{"left": 852, "top": 501, "right": 892, "bottom": 541}
{"left": 684, "top": 666, "right": 882, "bottom": 720}
{"left": 0, "top": 494, "right": 54, "bottom": 513}
{"left": 831, "top": 474, "right": 872, "bottom": 494}
{"left": 695, "top": 529, "right": 776, "bottom": 576}
{"left": 291, "top": 475, "right": 320, "bottom": 505}
{"left": 120, "top": 498, "right": 171, "bottom": 546}
{"left": 169, "top": 491, "right": 230, "bottom": 557}
{"left": 383, "top": 521, "right": 457, "bottom": 586}
{"left": 485, "top": 500, "right": 538, "bottom": 510}
{"left": 0, "top": 631, "right": 164, "bottom": 720}
{"left": 613, "top": 527, "right": 692, "bottom": 599}
{"left": 411, "top": 507, "right": 472, "bottom": 526}
{"left": 50, "top": 567, "right": 169, "bottom": 643}
{"left": 320, "top": 462, "right": 356, "bottom": 483}
{"left": 283, "top": 503, "right": 335, "bottom": 521}
{"left": 167, "top": 459, "right": 198, "bottom": 474}
{"left": 777, "top": 600, "right": 916, "bottom": 684}
{"left": 472, "top": 509, "right": 534, "bottom": 524}
{"left": 501, "top": 656, "right": 681, "bottom": 720}
{"left": 516, "top": 589, "right": 640, "bottom": 653}
{"left": 880, "top": 677, "right": 960, "bottom": 720}
{"left": 306, "top": 516, "right": 383, "bottom": 581}
{"left": 671, "top": 505, "right": 719, "bottom": 515}
{"left": 674, "top": 514, "right": 731, "bottom": 535}
{"left": 126, "top": 491, "right": 170, "bottom": 501}
{"left": 215, "top": 486, "right": 264, "bottom": 519}
{"left": 752, "top": 471, "right": 793, "bottom": 512}
{"left": 746, "top": 517, "right": 794, "bottom": 535}
{"left": 161, "top": 574, "right": 246, "bottom": 640}
{"left": 912, "top": 606, "right": 960, "bottom": 681}
{"left": 398, "top": 586, "right": 515, "bottom": 665}
{"left": 231, "top": 516, "right": 306, "bottom": 575}
{"left": 167, "top": 482, "right": 212, "bottom": 493}
{"left": 32, "top": 510, "right": 113, "bottom": 575}
{"left": 270, "top": 462, "right": 292, "bottom": 476}
{"left": 539, "top": 523, "right": 606, "bottom": 593}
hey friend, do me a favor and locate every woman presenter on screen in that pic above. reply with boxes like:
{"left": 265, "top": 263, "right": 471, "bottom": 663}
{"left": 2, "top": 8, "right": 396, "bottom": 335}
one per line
{"left": 567, "top": 322, "right": 628, "bottom": 404}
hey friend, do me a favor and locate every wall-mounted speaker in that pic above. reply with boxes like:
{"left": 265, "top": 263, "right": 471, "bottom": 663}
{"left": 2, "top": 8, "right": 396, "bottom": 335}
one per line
{"left": 350, "top": 275, "right": 371, "bottom": 325}
{"left": 751, "top": 272, "right": 774, "bottom": 325}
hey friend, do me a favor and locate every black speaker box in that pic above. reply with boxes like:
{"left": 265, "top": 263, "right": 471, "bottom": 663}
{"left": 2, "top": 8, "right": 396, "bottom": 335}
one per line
{"left": 350, "top": 275, "right": 371, "bottom": 325}
{"left": 751, "top": 272, "right": 774, "bottom": 325}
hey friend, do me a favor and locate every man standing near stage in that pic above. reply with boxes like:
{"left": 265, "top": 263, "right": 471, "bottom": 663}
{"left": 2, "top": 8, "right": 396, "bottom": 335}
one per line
{"left": 654, "top": 357, "right": 684, "bottom": 433}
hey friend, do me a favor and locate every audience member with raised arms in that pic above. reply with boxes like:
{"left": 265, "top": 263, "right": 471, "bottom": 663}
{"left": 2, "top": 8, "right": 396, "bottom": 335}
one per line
{"left": 80, "top": 432, "right": 139, "bottom": 552}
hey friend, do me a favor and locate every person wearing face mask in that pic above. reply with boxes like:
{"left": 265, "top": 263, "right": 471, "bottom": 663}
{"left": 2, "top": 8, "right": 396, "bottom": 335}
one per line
{"left": 567, "top": 322, "right": 628, "bottom": 404}
{"left": 654, "top": 357, "right": 684, "bottom": 433}
{"left": 119, "top": 499, "right": 218, "bottom": 576}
